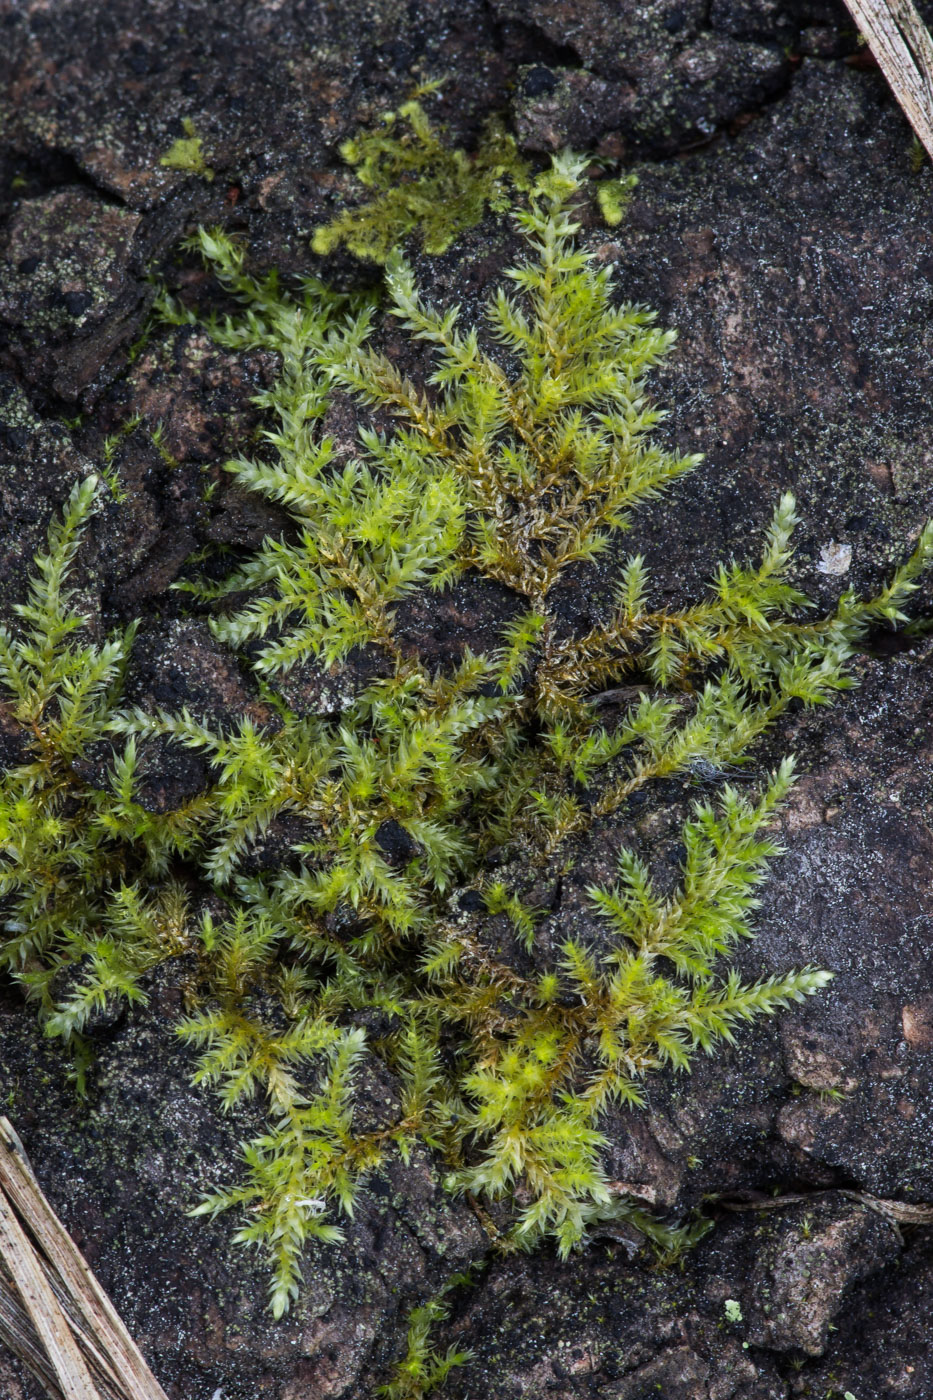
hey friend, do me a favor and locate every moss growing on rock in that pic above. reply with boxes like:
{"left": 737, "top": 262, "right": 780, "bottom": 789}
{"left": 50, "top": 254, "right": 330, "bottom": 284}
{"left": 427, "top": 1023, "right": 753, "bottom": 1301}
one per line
{"left": 1, "top": 153, "right": 931, "bottom": 1319}
{"left": 311, "top": 94, "right": 533, "bottom": 261}
{"left": 159, "top": 117, "right": 214, "bottom": 181}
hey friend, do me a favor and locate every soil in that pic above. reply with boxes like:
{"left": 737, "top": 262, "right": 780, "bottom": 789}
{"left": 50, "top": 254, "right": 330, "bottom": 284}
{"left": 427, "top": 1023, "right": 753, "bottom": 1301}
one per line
{"left": 1, "top": 1, "right": 932, "bottom": 1397}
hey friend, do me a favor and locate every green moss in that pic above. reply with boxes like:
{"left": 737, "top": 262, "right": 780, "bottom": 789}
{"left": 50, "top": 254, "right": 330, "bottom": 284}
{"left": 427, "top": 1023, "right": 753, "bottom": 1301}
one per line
{"left": 2, "top": 153, "right": 932, "bottom": 1321}
{"left": 596, "top": 174, "right": 638, "bottom": 227}
{"left": 159, "top": 117, "right": 214, "bottom": 181}
{"left": 377, "top": 1267, "right": 478, "bottom": 1399}
{"left": 311, "top": 94, "right": 532, "bottom": 261}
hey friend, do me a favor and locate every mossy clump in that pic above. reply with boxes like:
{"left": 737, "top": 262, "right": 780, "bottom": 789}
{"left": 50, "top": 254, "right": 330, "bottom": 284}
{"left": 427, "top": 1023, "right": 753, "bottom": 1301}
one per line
{"left": 2, "top": 155, "right": 932, "bottom": 1319}
{"left": 596, "top": 173, "right": 638, "bottom": 227}
{"left": 159, "top": 117, "right": 214, "bottom": 181}
{"left": 311, "top": 95, "right": 533, "bottom": 261}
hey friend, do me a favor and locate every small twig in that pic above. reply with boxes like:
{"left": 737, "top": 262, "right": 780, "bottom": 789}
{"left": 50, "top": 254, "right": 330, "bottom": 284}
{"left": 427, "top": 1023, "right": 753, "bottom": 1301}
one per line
{"left": 842, "top": 0, "right": 933, "bottom": 159}
{"left": 717, "top": 1186, "right": 933, "bottom": 1245}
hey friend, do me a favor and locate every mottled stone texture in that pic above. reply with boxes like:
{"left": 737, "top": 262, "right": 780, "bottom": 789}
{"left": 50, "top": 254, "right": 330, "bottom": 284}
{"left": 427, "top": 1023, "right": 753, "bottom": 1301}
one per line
{"left": 1, "top": 1, "right": 932, "bottom": 1397}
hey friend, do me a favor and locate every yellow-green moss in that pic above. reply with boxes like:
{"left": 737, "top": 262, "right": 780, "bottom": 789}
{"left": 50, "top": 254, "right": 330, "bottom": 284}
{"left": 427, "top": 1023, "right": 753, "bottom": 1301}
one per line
{"left": 2, "top": 152, "right": 932, "bottom": 1321}
{"left": 312, "top": 96, "right": 532, "bottom": 261}
{"left": 160, "top": 117, "right": 214, "bottom": 181}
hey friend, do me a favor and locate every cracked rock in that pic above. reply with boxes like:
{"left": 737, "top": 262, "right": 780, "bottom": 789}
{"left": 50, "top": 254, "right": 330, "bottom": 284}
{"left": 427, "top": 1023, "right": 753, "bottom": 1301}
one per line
{"left": 0, "top": 188, "right": 144, "bottom": 401}
{"left": 739, "top": 1199, "right": 898, "bottom": 1355}
{"left": 502, "top": 0, "right": 789, "bottom": 152}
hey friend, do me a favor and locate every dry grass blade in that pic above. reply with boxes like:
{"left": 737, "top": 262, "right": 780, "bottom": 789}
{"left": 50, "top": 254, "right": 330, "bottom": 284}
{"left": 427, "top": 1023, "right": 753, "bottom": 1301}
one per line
{"left": 0, "top": 1119, "right": 169, "bottom": 1400}
{"left": 842, "top": 0, "right": 933, "bottom": 157}
{"left": 0, "top": 1260, "right": 130, "bottom": 1400}
{"left": 0, "top": 1260, "right": 67, "bottom": 1399}
{"left": 0, "top": 1185, "right": 101, "bottom": 1399}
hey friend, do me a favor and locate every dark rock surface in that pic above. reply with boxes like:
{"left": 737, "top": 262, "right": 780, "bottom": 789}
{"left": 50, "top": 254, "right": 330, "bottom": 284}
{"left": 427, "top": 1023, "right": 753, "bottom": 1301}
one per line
{"left": 1, "top": 1, "right": 932, "bottom": 1398}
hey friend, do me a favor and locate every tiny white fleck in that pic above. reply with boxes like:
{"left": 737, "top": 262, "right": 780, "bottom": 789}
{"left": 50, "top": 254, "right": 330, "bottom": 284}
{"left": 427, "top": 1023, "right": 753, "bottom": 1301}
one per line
{"left": 295, "top": 1196, "right": 327, "bottom": 1214}
{"left": 817, "top": 541, "right": 852, "bottom": 576}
